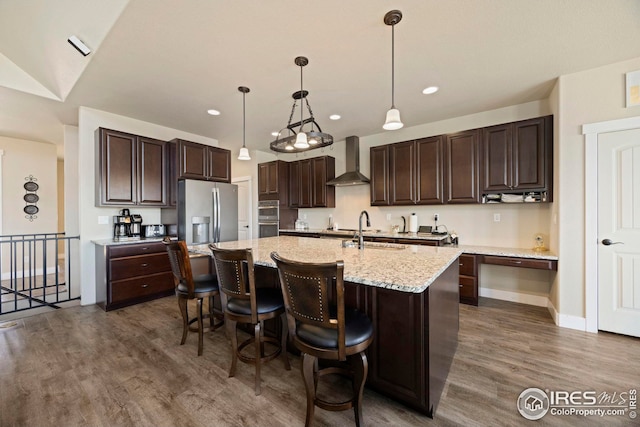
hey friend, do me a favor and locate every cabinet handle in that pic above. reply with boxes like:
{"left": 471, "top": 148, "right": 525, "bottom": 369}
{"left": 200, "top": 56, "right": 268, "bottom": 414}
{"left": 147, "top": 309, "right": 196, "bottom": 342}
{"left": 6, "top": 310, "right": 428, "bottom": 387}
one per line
{"left": 459, "top": 263, "right": 464, "bottom": 267}
{"left": 510, "top": 260, "right": 522, "bottom": 264}
{"left": 459, "top": 284, "right": 463, "bottom": 288}
{"left": 141, "top": 247, "right": 149, "bottom": 251}
{"left": 141, "top": 284, "right": 149, "bottom": 288}
{"left": 141, "top": 263, "right": 149, "bottom": 267}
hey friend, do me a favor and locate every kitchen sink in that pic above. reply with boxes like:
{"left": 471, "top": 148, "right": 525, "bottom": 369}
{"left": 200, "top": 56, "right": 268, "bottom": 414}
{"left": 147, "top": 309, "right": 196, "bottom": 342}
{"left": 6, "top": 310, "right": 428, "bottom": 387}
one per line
{"left": 341, "top": 239, "right": 407, "bottom": 250}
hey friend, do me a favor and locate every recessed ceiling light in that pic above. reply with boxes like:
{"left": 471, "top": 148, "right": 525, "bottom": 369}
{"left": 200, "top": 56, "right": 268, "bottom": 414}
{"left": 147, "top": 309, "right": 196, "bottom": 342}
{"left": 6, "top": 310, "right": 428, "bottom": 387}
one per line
{"left": 329, "top": 114, "right": 341, "bottom": 120}
{"left": 422, "top": 86, "right": 439, "bottom": 95}
{"left": 207, "top": 109, "right": 221, "bottom": 116}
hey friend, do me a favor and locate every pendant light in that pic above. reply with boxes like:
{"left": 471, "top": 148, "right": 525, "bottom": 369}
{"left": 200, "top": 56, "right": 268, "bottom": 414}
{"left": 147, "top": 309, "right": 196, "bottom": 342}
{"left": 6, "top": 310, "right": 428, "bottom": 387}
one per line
{"left": 270, "top": 56, "right": 333, "bottom": 153}
{"left": 237, "top": 86, "right": 251, "bottom": 160}
{"left": 383, "top": 10, "right": 404, "bottom": 131}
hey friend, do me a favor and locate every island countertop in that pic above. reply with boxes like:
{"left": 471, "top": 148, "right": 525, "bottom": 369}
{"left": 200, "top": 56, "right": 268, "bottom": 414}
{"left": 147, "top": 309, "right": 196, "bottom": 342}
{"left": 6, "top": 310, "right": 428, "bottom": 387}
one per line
{"left": 189, "top": 235, "right": 462, "bottom": 293}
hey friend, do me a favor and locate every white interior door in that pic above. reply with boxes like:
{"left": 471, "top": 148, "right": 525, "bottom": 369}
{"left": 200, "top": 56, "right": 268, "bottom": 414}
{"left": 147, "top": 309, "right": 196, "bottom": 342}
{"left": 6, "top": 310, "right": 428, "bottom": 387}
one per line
{"left": 233, "top": 177, "right": 251, "bottom": 240}
{"left": 597, "top": 128, "right": 640, "bottom": 337}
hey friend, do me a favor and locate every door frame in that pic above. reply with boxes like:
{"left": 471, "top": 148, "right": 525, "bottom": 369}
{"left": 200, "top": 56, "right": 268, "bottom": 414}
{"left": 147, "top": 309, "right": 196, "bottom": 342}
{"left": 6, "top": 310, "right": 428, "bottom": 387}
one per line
{"left": 231, "top": 175, "right": 253, "bottom": 239}
{"left": 582, "top": 115, "right": 640, "bottom": 333}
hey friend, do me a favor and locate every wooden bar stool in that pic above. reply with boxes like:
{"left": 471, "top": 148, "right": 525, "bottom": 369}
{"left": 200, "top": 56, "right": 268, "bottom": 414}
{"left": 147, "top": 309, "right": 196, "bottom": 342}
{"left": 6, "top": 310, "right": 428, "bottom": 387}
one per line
{"left": 270, "top": 252, "right": 374, "bottom": 427}
{"left": 163, "top": 238, "right": 223, "bottom": 356}
{"left": 209, "top": 244, "right": 291, "bottom": 395}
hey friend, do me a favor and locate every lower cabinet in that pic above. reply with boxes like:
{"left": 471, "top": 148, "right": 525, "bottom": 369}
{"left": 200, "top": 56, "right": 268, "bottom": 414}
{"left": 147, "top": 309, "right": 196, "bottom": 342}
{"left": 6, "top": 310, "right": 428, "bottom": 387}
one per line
{"left": 458, "top": 254, "right": 478, "bottom": 306}
{"left": 96, "top": 242, "right": 175, "bottom": 311}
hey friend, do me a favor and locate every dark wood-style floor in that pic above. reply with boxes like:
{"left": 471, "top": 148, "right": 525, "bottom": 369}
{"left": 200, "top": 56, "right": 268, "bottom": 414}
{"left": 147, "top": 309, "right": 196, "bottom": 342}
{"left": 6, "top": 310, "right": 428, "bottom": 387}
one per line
{"left": 1, "top": 297, "right": 638, "bottom": 426}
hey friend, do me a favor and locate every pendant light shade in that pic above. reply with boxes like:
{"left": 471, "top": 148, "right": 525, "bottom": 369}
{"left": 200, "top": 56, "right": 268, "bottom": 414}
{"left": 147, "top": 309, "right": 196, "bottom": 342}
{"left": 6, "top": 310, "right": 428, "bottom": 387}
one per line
{"left": 383, "top": 10, "right": 404, "bottom": 131}
{"left": 238, "top": 86, "right": 251, "bottom": 161}
{"left": 270, "top": 57, "right": 333, "bottom": 153}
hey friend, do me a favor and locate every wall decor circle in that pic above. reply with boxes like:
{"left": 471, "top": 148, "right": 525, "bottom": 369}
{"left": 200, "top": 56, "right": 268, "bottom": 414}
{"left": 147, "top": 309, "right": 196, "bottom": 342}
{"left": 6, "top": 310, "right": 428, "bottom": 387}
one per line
{"left": 23, "top": 175, "right": 39, "bottom": 221}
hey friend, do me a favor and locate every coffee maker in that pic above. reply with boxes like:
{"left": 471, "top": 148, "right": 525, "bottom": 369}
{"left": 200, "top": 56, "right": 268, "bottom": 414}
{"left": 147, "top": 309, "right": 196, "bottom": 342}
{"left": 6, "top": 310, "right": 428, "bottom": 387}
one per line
{"left": 113, "top": 209, "right": 143, "bottom": 239}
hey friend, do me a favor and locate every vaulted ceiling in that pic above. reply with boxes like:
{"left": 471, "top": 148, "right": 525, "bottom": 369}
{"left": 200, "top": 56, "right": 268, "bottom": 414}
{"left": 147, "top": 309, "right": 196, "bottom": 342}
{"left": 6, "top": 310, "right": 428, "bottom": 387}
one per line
{"left": 2, "top": 0, "right": 640, "bottom": 157}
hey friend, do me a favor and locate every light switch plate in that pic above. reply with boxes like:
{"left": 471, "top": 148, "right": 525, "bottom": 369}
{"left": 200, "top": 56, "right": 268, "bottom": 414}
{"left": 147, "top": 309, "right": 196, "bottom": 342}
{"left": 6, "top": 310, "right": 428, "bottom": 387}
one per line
{"left": 493, "top": 213, "right": 501, "bottom": 222}
{"left": 98, "top": 215, "right": 109, "bottom": 225}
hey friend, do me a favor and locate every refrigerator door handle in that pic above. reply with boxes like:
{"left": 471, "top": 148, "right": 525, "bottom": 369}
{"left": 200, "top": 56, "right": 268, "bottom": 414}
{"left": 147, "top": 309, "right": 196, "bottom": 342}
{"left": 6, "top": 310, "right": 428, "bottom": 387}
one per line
{"left": 215, "top": 187, "right": 221, "bottom": 243}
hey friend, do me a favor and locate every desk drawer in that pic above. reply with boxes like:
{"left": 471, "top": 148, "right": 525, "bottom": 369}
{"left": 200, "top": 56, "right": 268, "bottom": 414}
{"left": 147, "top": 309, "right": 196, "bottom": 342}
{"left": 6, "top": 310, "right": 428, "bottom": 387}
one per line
{"left": 110, "top": 272, "right": 174, "bottom": 303}
{"left": 458, "top": 254, "right": 477, "bottom": 276}
{"left": 459, "top": 276, "right": 477, "bottom": 300}
{"left": 109, "top": 242, "right": 166, "bottom": 258}
{"left": 483, "top": 256, "right": 557, "bottom": 271}
{"left": 110, "top": 253, "right": 171, "bottom": 281}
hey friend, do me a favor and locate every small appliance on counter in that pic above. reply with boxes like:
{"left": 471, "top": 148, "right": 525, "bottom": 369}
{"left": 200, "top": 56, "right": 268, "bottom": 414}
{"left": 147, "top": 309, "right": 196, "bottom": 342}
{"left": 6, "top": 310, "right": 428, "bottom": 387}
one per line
{"left": 113, "top": 209, "right": 143, "bottom": 240}
{"left": 142, "top": 224, "right": 166, "bottom": 238}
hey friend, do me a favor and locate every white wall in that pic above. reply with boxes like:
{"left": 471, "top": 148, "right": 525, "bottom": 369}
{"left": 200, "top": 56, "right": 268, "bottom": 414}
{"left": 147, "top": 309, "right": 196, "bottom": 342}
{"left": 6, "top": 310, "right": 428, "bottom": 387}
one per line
{"left": 78, "top": 107, "right": 219, "bottom": 305}
{"left": 554, "top": 56, "right": 640, "bottom": 320}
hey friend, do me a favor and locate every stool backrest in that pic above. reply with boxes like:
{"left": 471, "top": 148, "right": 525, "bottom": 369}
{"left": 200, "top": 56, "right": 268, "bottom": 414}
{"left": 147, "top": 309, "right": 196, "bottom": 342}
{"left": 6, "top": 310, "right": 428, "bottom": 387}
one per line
{"left": 270, "top": 251, "right": 347, "bottom": 360}
{"left": 163, "top": 238, "right": 195, "bottom": 297}
{"left": 209, "top": 244, "right": 258, "bottom": 323}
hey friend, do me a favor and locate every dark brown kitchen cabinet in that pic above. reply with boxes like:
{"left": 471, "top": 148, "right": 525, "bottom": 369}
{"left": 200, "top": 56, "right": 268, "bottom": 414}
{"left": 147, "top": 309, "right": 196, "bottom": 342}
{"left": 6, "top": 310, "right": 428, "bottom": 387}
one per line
{"left": 416, "top": 136, "right": 445, "bottom": 204}
{"left": 96, "top": 242, "right": 175, "bottom": 311}
{"left": 389, "top": 141, "right": 416, "bottom": 204}
{"left": 96, "top": 128, "right": 167, "bottom": 207}
{"left": 458, "top": 253, "right": 478, "bottom": 305}
{"left": 444, "top": 129, "right": 481, "bottom": 204}
{"left": 258, "top": 160, "right": 289, "bottom": 204}
{"left": 482, "top": 116, "right": 552, "bottom": 199}
{"left": 370, "top": 145, "right": 390, "bottom": 205}
{"left": 288, "top": 156, "right": 335, "bottom": 208}
{"left": 173, "top": 139, "right": 231, "bottom": 183}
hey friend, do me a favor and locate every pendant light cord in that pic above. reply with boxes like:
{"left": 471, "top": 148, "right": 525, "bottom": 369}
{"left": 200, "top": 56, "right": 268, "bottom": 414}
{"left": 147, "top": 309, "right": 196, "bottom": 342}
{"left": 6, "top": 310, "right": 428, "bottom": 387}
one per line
{"left": 391, "top": 23, "right": 395, "bottom": 109}
{"left": 242, "top": 91, "right": 246, "bottom": 148}
{"left": 300, "top": 63, "right": 304, "bottom": 132}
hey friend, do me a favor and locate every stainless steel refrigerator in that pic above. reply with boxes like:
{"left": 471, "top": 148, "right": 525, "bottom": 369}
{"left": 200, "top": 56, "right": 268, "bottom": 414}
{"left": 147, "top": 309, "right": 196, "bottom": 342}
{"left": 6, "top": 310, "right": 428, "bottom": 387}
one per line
{"left": 162, "top": 179, "right": 238, "bottom": 244}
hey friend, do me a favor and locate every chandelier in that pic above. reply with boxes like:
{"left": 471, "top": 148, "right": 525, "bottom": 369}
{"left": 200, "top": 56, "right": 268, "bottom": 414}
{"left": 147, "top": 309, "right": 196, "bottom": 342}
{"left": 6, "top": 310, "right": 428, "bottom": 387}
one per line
{"left": 270, "top": 56, "right": 333, "bottom": 153}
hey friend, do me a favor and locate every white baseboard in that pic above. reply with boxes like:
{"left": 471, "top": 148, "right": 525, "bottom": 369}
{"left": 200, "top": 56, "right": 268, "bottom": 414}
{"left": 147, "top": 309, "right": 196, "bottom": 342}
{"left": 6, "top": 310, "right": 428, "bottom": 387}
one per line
{"left": 547, "top": 299, "right": 588, "bottom": 332}
{"left": 1, "top": 266, "right": 59, "bottom": 281}
{"left": 479, "top": 287, "right": 549, "bottom": 307}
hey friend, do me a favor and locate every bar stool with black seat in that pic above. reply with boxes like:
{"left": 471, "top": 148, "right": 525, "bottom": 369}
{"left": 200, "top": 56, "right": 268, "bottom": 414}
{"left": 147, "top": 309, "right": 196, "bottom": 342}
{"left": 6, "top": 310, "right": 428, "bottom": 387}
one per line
{"left": 163, "top": 237, "right": 223, "bottom": 356}
{"left": 270, "top": 252, "right": 374, "bottom": 427}
{"left": 209, "top": 244, "right": 291, "bottom": 395}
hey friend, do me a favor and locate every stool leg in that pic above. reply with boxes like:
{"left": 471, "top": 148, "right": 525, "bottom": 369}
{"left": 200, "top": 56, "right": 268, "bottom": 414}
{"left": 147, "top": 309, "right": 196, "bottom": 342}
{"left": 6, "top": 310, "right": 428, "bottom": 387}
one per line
{"left": 208, "top": 295, "right": 215, "bottom": 328}
{"left": 227, "top": 318, "right": 238, "bottom": 377}
{"left": 301, "top": 353, "right": 317, "bottom": 427}
{"left": 280, "top": 312, "right": 291, "bottom": 370}
{"left": 254, "top": 322, "right": 262, "bottom": 395}
{"left": 350, "top": 352, "right": 368, "bottom": 427}
{"left": 197, "top": 297, "right": 204, "bottom": 356}
{"left": 178, "top": 297, "right": 188, "bottom": 345}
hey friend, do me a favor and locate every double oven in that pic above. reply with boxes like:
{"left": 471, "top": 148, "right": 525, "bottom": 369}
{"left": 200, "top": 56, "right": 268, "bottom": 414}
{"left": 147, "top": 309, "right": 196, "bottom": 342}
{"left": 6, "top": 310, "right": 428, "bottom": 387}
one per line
{"left": 258, "top": 200, "right": 279, "bottom": 238}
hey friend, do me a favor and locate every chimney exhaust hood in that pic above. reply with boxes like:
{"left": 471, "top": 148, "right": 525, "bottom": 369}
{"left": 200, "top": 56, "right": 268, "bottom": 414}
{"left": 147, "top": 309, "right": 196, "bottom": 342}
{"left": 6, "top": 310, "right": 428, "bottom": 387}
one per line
{"left": 326, "top": 136, "right": 370, "bottom": 186}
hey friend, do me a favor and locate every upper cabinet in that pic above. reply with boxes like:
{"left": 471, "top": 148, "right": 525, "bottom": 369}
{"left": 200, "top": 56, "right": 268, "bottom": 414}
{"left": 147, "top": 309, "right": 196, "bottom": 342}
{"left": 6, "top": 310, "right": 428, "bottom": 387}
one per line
{"left": 258, "top": 156, "right": 334, "bottom": 208}
{"left": 96, "top": 128, "right": 168, "bottom": 207}
{"left": 482, "top": 116, "right": 552, "bottom": 199}
{"left": 445, "top": 129, "right": 481, "bottom": 204}
{"left": 258, "top": 160, "right": 289, "bottom": 204}
{"left": 371, "top": 136, "right": 444, "bottom": 206}
{"left": 369, "top": 115, "right": 552, "bottom": 206}
{"left": 172, "top": 139, "right": 231, "bottom": 183}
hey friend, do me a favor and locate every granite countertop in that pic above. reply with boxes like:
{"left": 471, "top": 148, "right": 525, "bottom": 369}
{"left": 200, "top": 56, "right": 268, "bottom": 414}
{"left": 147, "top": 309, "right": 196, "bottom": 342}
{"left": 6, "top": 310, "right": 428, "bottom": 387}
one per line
{"left": 190, "top": 236, "right": 462, "bottom": 294}
{"left": 92, "top": 237, "right": 174, "bottom": 246}
{"left": 452, "top": 245, "right": 558, "bottom": 260}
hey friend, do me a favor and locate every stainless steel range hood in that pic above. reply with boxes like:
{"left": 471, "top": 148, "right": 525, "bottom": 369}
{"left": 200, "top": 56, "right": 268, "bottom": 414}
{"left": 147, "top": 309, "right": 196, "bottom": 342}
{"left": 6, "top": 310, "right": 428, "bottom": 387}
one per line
{"left": 326, "top": 136, "right": 370, "bottom": 186}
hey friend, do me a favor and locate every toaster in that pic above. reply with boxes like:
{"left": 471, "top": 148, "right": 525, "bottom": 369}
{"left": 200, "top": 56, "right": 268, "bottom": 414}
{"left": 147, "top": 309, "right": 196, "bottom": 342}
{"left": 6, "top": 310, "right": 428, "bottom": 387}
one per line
{"left": 142, "top": 224, "right": 166, "bottom": 238}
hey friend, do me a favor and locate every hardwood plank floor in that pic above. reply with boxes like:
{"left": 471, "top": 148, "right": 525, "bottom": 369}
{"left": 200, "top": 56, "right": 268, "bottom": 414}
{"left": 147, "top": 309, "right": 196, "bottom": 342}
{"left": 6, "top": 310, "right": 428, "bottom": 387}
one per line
{"left": 1, "top": 297, "right": 638, "bottom": 426}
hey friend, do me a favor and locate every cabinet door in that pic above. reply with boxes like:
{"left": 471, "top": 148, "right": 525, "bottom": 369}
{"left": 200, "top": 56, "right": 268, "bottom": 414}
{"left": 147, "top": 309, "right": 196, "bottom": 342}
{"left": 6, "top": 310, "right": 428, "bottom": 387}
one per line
{"left": 370, "top": 145, "right": 390, "bottom": 206}
{"left": 311, "top": 156, "right": 335, "bottom": 207}
{"left": 98, "top": 128, "right": 137, "bottom": 206}
{"left": 445, "top": 130, "right": 481, "bottom": 203}
{"left": 288, "top": 161, "right": 300, "bottom": 208}
{"left": 178, "top": 140, "right": 208, "bottom": 180}
{"left": 512, "top": 117, "right": 546, "bottom": 190}
{"left": 137, "top": 137, "right": 167, "bottom": 206}
{"left": 389, "top": 141, "right": 416, "bottom": 205}
{"left": 482, "top": 123, "right": 512, "bottom": 191}
{"left": 207, "top": 146, "right": 231, "bottom": 182}
{"left": 416, "top": 136, "right": 444, "bottom": 204}
{"left": 258, "top": 163, "right": 269, "bottom": 198}
{"left": 167, "top": 141, "right": 177, "bottom": 206}
{"left": 298, "top": 159, "right": 312, "bottom": 208}
{"left": 267, "top": 161, "right": 279, "bottom": 194}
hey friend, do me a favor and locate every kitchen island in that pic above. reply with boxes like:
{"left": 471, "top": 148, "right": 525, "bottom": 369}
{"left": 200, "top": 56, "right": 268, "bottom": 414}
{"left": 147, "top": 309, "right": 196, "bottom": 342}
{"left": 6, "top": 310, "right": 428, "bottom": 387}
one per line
{"left": 192, "top": 236, "right": 462, "bottom": 417}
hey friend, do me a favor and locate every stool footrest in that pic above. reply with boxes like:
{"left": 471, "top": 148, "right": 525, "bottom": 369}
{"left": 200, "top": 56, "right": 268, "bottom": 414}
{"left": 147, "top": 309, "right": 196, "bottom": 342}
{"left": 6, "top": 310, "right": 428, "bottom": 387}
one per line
{"left": 237, "top": 336, "right": 282, "bottom": 364}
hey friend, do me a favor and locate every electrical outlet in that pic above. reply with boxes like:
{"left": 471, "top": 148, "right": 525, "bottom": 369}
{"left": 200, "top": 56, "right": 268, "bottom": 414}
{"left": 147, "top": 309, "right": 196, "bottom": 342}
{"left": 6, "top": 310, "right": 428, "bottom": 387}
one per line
{"left": 302, "top": 214, "right": 307, "bottom": 220}
{"left": 494, "top": 213, "right": 501, "bottom": 222}
{"left": 386, "top": 214, "right": 391, "bottom": 221}
{"left": 434, "top": 213, "right": 439, "bottom": 221}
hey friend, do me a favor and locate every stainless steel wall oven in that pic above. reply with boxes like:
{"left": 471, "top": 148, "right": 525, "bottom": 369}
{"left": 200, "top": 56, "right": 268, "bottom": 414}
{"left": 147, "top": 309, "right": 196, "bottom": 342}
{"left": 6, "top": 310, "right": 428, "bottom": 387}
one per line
{"left": 258, "top": 200, "right": 279, "bottom": 237}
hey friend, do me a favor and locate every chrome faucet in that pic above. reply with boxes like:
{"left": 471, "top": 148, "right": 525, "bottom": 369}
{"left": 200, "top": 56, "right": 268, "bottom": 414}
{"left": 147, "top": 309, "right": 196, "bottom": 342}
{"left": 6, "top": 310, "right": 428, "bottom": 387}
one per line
{"left": 358, "top": 210, "right": 371, "bottom": 249}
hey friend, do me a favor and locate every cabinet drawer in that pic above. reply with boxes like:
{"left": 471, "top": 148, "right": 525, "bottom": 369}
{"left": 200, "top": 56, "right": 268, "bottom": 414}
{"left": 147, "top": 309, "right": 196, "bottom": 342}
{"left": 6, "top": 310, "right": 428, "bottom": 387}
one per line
{"left": 458, "top": 254, "right": 477, "bottom": 276}
{"left": 110, "top": 272, "right": 175, "bottom": 303}
{"left": 459, "top": 276, "right": 477, "bottom": 299}
{"left": 395, "top": 238, "right": 439, "bottom": 246}
{"left": 110, "top": 253, "right": 171, "bottom": 281}
{"left": 109, "top": 242, "right": 166, "bottom": 258}
{"left": 483, "top": 255, "right": 557, "bottom": 271}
